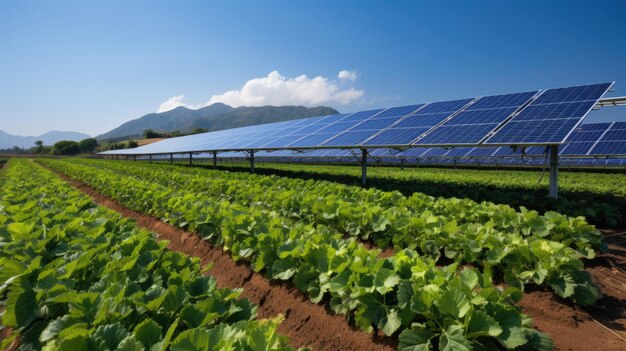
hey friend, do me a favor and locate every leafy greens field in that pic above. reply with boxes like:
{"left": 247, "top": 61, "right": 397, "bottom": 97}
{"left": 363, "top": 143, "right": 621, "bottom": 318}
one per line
{"left": 205, "top": 162, "right": 626, "bottom": 227}
{"left": 0, "top": 159, "right": 299, "bottom": 351}
{"left": 35, "top": 157, "right": 614, "bottom": 350}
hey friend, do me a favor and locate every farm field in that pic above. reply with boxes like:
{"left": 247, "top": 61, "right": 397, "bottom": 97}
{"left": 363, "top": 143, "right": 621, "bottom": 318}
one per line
{"left": 0, "top": 159, "right": 302, "bottom": 350}
{"left": 193, "top": 162, "right": 626, "bottom": 228}
{"left": 6, "top": 157, "right": 618, "bottom": 350}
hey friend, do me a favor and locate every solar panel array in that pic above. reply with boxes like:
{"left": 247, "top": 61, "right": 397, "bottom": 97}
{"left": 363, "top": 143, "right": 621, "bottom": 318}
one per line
{"left": 100, "top": 82, "right": 614, "bottom": 156}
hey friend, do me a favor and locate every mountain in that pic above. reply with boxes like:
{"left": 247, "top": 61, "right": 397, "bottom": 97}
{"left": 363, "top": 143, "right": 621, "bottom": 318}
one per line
{"left": 96, "top": 103, "right": 338, "bottom": 140}
{"left": 0, "top": 130, "right": 91, "bottom": 149}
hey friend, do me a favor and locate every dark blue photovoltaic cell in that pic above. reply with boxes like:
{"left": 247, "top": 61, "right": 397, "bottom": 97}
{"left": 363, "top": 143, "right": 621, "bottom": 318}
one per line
{"left": 468, "top": 91, "right": 537, "bottom": 109}
{"left": 561, "top": 142, "right": 597, "bottom": 155}
{"left": 323, "top": 131, "right": 378, "bottom": 146}
{"left": 532, "top": 83, "right": 612, "bottom": 104}
{"left": 291, "top": 124, "right": 329, "bottom": 135}
{"left": 397, "top": 148, "right": 427, "bottom": 157}
{"left": 312, "top": 114, "right": 350, "bottom": 124}
{"left": 612, "top": 122, "right": 626, "bottom": 129}
{"left": 602, "top": 129, "right": 626, "bottom": 141}
{"left": 567, "top": 130, "right": 606, "bottom": 142}
{"left": 372, "top": 104, "right": 424, "bottom": 119}
{"left": 444, "top": 108, "right": 518, "bottom": 125}
{"left": 393, "top": 113, "right": 451, "bottom": 128}
{"left": 446, "top": 148, "right": 474, "bottom": 157}
{"left": 467, "top": 147, "right": 498, "bottom": 156}
{"left": 422, "top": 148, "right": 450, "bottom": 156}
{"left": 557, "top": 123, "right": 612, "bottom": 156}
{"left": 287, "top": 133, "right": 335, "bottom": 147}
{"left": 585, "top": 122, "right": 626, "bottom": 156}
{"left": 351, "top": 118, "right": 399, "bottom": 131}
{"left": 416, "top": 124, "right": 497, "bottom": 145}
{"left": 511, "top": 101, "right": 596, "bottom": 121}
{"left": 488, "top": 118, "right": 580, "bottom": 144}
{"left": 340, "top": 109, "right": 384, "bottom": 121}
{"left": 416, "top": 99, "right": 474, "bottom": 114}
{"left": 589, "top": 142, "right": 626, "bottom": 155}
{"left": 316, "top": 121, "right": 359, "bottom": 133}
{"left": 262, "top": 135, "right": 311, "bottom": 148}
{"left": 364, "top": 127, "right": 431, "bottom": 146}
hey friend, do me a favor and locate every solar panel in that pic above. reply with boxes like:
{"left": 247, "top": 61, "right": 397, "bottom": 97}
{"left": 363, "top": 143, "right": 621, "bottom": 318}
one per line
{"left": 588, "top": 121, "right": 626, "bottom": 155}
{"left": 414, "top": 91, "right": 537, "bottom": 145}
{"left": 363, "top": 99, "right": 473, "bottom": 146}
{"left": 321, "top": 105, "right": 423, "bottom": 147}
{"left": 560, "top": 122, "right": 612, "bottom": 155}
{"left": 485, "top": 83, "right": 612, "bottom": 144}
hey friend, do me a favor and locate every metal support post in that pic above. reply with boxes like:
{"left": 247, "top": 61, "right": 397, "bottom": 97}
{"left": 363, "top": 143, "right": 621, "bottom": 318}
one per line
{"left": 170, "top": 154, "right": 173, "bottom": 164}
{"left": 149, "top": 154, "right": 152, "bottom": 162}
{"left": 250, "top": 150, "right": 255, "bottom": 173}
{"left": 400, "top": 158, "right": 405, "bottom": 171}
{"left": 549, "top": 145, "right": 559, "bottom": 199}
{"left": 213, "top": 151, "right": 217, "bottom": 167}
{"left": 189, "top": 152, "right": 192, "bottom": 166}
{"left": 133, "top": 155, "right": 136, "bottom": 161}
{"left": 361, "top": 149, "right": 368, "bottom": 186}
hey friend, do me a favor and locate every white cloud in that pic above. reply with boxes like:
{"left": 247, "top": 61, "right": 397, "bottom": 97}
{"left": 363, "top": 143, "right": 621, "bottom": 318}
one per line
{"left": 338, "top": 70, "right": 358, "bottom": 82}
{"left": 157, "top": 95, "right": 187, "bottom": 113}
{"left": 156, "top": 70, "right": 364, "bottom": 112}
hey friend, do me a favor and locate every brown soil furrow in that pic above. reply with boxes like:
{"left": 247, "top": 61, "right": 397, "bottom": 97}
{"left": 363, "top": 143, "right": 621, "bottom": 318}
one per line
{"left": 47, "top": 167, "right": 395, "bottom": 351}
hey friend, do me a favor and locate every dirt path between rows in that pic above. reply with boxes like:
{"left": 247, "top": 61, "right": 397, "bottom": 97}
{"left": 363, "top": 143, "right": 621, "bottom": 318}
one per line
{"left": 47, "top": 168, "right": 395, "bottom": 351}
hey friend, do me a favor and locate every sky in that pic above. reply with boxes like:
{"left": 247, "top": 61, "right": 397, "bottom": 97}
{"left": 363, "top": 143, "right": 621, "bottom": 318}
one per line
{"left": 1, "top": 0, "right": 625, "bottom": 137}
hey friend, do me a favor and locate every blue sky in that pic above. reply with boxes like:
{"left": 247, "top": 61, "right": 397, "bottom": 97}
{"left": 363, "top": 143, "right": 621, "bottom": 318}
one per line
{"left": 1, "top": 0, "right": 625, "bottom": 137}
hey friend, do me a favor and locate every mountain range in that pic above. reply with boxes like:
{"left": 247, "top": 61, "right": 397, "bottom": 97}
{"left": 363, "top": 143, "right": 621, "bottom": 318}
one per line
{"left": 96, "top": 103, "right": 338, "bottom": 141}
{"left": 0, "top": 130, "right": 91, "bottom": 149}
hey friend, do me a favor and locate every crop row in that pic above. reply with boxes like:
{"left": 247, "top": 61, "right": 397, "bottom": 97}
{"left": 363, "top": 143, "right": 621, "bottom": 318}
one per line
{"left": 66, "top": 158, "right": 603, "bottom": 306}
{"left": 213, "top": 162, "right": 626, "bottom": 227}
{"left": 0, "top": 159, "right": 299, "bottom": 351}
{"left": 39, "top": 158, "right": 554, "bottom": 350}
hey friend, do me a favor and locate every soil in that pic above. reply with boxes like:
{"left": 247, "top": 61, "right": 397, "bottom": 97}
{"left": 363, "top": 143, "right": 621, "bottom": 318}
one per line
{"left": 518, "top": 231, "right": 626, "bottom": 351}
{"left": 48, "top": 169, "right": 395, "bottom": 351}
{"left": 43, "top": 164, "right": 626, "bottom": 351}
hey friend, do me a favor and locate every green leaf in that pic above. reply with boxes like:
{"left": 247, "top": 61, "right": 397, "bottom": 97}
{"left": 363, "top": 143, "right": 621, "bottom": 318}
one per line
{"left": 117, "top": 335, "right": 145, "bottom": 351}
{"left": 467, "top": 310, "right": 502, "bottom": 338}
{"left": 3, "top": 277, "right": 37, "bottom": 328}
{"left": 549, "top": 273, "right": 576, "bottom": 298}
{"left": 161, "top": 285, "right": 188, "bottom": 313}
{"left": 133, "top": 318, "right": 162, "bottom": 349}
{"left": 40, "top": 315, "right": 73, "bottom": 343}
{"left": 438, "top": 288, "right": 471, "bottom": 318}
{"left": 439, "top": 325, "right": 470, "bottom": 351}
{"left": 398, "top": 327, "right": 433, "bottom": 351}
{"left": 170, "top": 328, "right": 210, "bottom": 351}
{"left": 93, "top": 323, "right": 130, "bottom": 350}
{"left": 491, "top": 305, "right": 528, "bottom": 349}
{"left": 58, "top": 335, "right": 90, "bottom": 351}
{"left": 7, "top": 222, "right": 35, "bottom": 237}
{"left": 374, "top": 269, "right": 401, "bottom": 294}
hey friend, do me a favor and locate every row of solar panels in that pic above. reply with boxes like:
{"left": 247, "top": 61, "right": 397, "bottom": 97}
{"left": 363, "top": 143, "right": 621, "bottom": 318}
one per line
{"left": 101, "top": 83, "right": 614, "bottom": 156}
